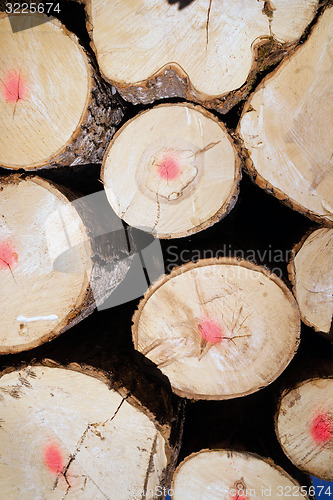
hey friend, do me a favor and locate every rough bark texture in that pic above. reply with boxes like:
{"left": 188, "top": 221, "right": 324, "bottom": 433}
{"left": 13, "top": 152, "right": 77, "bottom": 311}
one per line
{"left": 111, "top": 39, "right": 291, "bottom": 115}
{"left": 46, "top": 68, "right": 124, "bottom": 169}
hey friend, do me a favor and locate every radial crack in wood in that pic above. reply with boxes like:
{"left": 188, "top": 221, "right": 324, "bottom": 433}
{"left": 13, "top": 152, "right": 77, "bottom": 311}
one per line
{"left": 0, "top": 175, "right": 131, "bottom": 354}
{"left": 239, "top": 7, "right": 333, "bottom": 224}
{"left": 288, "top": 227, "right": 333, "bottom": 336}
{"left": 85, "top": 0, "right": 319, "bottom": 107}
{"left": 102, "top": 103, "right": 241, "bottom": 239}
{"left": 171, "top": 449, "right": 309, "bottom": 499}
{"left": 132, "top": 258, "right": 301, "bottom": 399}
{"left": 0, "top": 364, "right": 172, "bottom": 499}
{"left": 276, "top": 377, "right": 333, "bottom": 480}
{"left": 0, "top": 13, "right": 124, "bottom": 170}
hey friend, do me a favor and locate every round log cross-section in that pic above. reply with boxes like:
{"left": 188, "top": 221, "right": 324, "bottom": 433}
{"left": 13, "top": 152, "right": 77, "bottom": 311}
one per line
{"left": 171, "top": 449, "right": 310, "bottom": 499}
{"left": 276, "top": 377, "right": 333, "bottom": 481}
{"left": 102, "top": 103, "right": 240, "bottom": 238}
{"left": 239, "top": 8, "right": 333, "bottom": 224}
{"left": 0, "top": 13, "right": 123, "bottom": 170}
{"left": 132, "top": 258, "right": 301, "bottom": 399}
{"left": 0, "top": 364, "right": 173, "bottom": 499}
{"left": 289, "top": 227, "right": 333, "bottom": 337}
{"left": 0, "top": 175, "right": 132, "bottom": 354}
{"left": 86, "top": 0, "right": 318, "bottom": 108}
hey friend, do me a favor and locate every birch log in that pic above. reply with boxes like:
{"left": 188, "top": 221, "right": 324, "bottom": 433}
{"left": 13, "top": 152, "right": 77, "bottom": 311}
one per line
{"left": 0, "top": 363, "right": 178, "bottom": 499}
{"left": 171, "top": 449, "right": 309, "bottom": 499}
{"left": 102, "top": 103, "right": 241, "bottom": 239}
{"left": 239, "top": 7, "right": 333, "bottom": 224}
{"left": 276, "top": 377, "right": 333, "bottom": 480}
{"left": 132, "top": 258, "right": 301, "bottom": 399}
{"left": 0, "top": 174, "right": 131, "bottom": 354}
{"left": 0, "top": 13, "right": 123, "bottom": 170}
{"left": 85, "top": 0, "right": 319, "bottom": 111}
{"left": 288, "top": 227, "right": 333, "bottom": 338}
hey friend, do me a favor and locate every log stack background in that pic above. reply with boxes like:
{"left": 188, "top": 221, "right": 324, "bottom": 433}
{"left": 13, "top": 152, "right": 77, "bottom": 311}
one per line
{"left": 0, "top": 0, "right": 332, "bottom": 498}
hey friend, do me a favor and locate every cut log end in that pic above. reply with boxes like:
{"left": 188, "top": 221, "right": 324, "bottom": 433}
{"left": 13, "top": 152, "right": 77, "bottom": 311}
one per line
{"left": 0, "top": 363, "right": 171, "bottom": 499}
{"left": 239, "top": 7, "right": 333, "bottom": 225}
{"left": 171, "top": 449, "right": 310, "bottom": 499}
{"left": 276, "top": 377, "right": 333, "bottom": 480}
{"left": 87, "top": 0, "right": 319, "bottom": 107}
{"left": 102, "top": 103, "right": 240, "bottom": 239}
{"left": 0, "top": 13, "right": 123, "bottom": 170}
{"left": 289, "top": 227, "right": 333, "bottom": 336}
{"left": 0, "top": 14, "right": 91, "bottom": 169}
{"left": 0, "top": 175, "right": 92, "bottom": 354}
{"left": 132, "top": 258, "right": 301, "bottom": 399}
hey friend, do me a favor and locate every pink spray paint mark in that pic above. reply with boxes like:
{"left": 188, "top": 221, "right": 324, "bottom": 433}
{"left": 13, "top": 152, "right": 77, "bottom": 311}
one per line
{"left": 230, "top": 496, "right": 248, "bottom": 500}
{"left": 310, "top": 413, "right": 332, "bottom": 444}
{"left": 198, "top": 318, "right": 223, "bottom": 344}
{"left": 158, "top": 154, "right": 180, "bottom": 180}
{"left": 43, "top": 443, "right": 64, "bottom": 474}
{"left": 1, "top": 70, "right": 27, "bottom": 103}
{"left": 0, "top": 240, "right": 18, "bottom": 270}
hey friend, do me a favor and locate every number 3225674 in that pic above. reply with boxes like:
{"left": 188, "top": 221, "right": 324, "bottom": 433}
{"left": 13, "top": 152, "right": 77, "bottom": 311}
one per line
{"left": 277, "top": 485, "right": 332, "bottom": 497}
{"left": 6, "top": 3, "right": 61, "bottom": 14}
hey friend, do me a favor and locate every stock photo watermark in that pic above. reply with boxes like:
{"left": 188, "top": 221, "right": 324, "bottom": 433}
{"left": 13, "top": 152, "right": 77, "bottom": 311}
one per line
{"left": 44, "top": 189, "right": 165, "bottom": 311}
{"left": 0, "top": 1, "right": 61, "bottom": 28}
{"left": 165, "top": 244, "right": 292, "bottom": 278}
{"left": 42, "top": 189, "right": 292, "bottom": 313}
{"left": 141, "top": 484, "right": 331, "bottom": 498}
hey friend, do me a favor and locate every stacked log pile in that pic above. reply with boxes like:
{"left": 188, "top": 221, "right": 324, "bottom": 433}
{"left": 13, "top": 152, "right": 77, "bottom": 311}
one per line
{"left": 0, "top": 1, "right": 332, "bottom": 498}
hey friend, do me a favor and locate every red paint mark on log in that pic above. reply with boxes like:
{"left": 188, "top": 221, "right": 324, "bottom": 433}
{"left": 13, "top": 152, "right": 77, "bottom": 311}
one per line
{"left": 0, "top": 240, "right": 18, "bottom": 270}
{"left": 1, "top": 70, "right": 27, "bottom": 103}
{"left": 44, "top": 443, "right": 64, "bottom": 474}
{"left": 310, "top": 413, "right": 332, "bottom": 444}
{"left": 158, "top": 154, "right": 180, "bottom": 180}
{"left": 198, "top": 318, "right": 223, "bottom": 344}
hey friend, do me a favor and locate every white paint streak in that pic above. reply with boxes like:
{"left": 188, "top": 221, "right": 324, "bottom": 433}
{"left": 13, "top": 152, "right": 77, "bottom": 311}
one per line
{"left": 185, "top": 107, "right": 191, "bottom": 126}
{"left": 17, "top": 314, "right": 59, "bottom": 323}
